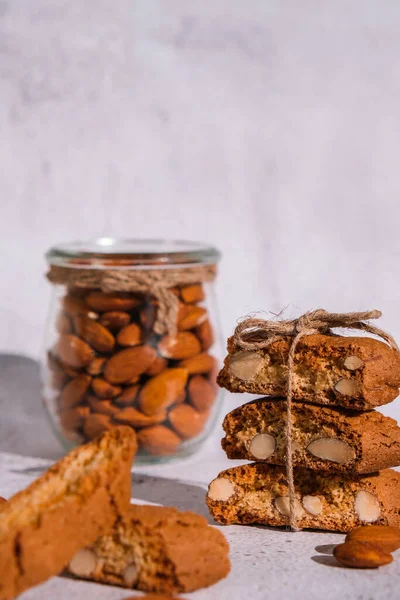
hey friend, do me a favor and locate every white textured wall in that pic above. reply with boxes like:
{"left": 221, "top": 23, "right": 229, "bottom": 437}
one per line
{"left": 1, "top": 0, "right": 400, "bottom": 421}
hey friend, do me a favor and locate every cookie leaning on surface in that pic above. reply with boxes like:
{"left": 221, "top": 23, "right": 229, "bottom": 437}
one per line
{"left": 67, "top": 504, "right": 230, "bottom": 593}
{"left": 222, "top": 398, "right": 400, "bottom": 474}
{"left": 218, "top": 334, "right": 400, "bottom": 409}
{"left": 206, "top": 463, "right": 400, "bottom": 533}
{"left": 0, "top": 426, "right": 137, "bottom": 600}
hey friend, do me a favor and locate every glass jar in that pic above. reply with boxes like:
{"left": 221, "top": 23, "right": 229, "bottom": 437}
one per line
{"left": 42, "top": 238, "right": 222, "bottom": 463}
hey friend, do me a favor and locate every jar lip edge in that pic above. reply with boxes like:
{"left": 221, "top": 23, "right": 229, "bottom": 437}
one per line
{"left": 46, "top": 238, "right": 221, "bottom": 269}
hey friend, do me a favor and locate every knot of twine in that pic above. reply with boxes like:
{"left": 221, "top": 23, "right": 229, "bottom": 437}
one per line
{"left": 233, "top": 309, "right": 399, "bottom": 531}
{"left": 47, "top": 264, "right": 217, "bottom": 335}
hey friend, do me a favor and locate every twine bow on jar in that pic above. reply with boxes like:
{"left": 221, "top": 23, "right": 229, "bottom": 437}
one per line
{"left": 47, "top": 263, "right": 217, "bottom": 335}
{"left": 233, "top": 309, "right": 399, "bottom": 531}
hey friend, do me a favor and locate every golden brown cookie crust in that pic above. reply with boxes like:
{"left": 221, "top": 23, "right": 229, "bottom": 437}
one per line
{"left": 66, "top": 504, "right": 230, "bottom": 593}
{"left": 0, "top": 426, "right": 137, "bottom": 600}
{"left": 218, "top": 334, "right": 400, "bottom": 409}
{"left": 222, "top": 398, "right": 400, "bottom": 474}
{"left": 206, "top": 463, "right": 400, "bottom": 532}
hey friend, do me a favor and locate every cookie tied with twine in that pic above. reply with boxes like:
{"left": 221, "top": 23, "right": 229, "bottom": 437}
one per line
{"left": 47, "top": 264, "right": 217, "bottom": 336}
{"left": 233, "top": 309, "right": 399, "bottom": 531}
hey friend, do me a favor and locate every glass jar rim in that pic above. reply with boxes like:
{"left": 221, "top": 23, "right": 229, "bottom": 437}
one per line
{"left": 46, "top": 238, "right": 221, "bottom": 270}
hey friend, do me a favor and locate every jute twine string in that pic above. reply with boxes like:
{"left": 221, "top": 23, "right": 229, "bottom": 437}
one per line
{"left": 47, "top": 264, "right": 217, "bottom": 335}
{"left": 233, "top": 309, "right": 399, "bottom": 531}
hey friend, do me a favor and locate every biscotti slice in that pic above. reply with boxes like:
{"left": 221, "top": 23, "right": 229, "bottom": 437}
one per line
{"left": 222, "top": 398, "right": 400, "bottom": 474}
{"left": 206, "top": 463, "right": 400, "bottom": 533}
{"left": 0, "top": 426, "right": 137, "bottom": 600}
{"left": 67, "top": 504, "right": 230, "bottom": 593}
{"left": 218, "top": 334, "right": 400, "bottom": 409}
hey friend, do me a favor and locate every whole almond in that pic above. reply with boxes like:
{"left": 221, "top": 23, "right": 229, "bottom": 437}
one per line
{"left": 86, "top": 292, "right": 140, "bottom": 312}
{"left": 333, "top": 541, "right": 393, "bottom": 568}
{"left": 92, "top": 377, "right": 122, "bottom": 399}
{"left": 59, "top": 374, "right": 92, "bottom": 409}
{"left": 117, "top": 323, "right": 143, "bottom": 347}
{"left": 61, "top": 364, "right": 82, "bottom": 378}
{"left": 174, "top": 390, "right": 187, "bottom": 404}
{"left": 47, "top": 352, "right": 64, "bottom": 373}
{"left": 83, "top": 414, "right": 112, "bottom": 439}
{"left": 195, "top": 320, "right": 214, "bottom": 351}
{"left": 100, "top": 311, "right": 131, "bottom": 331}
{"left": 169, "top": 404, "right": 206, "bottom": 440}
{"left": 177, "top": 305, "right": 208, "bottom": 331}
{"left": 158, "top": 333, "right": 201, "bottom": 360}
{"left": 74, "top": 316, "right": 115, "bottom": 353}
{"left": 137, "top": 425, "right": 181, "bottom": 455}
{"left": 188, "top": 375, "right": 217, "bottom": 412}
{"left": 139, "top": 368, "right": 188, "bottom": 416}
{"left": 56, "top": 335, "right": 94, "bottom": 368}
{"left": 86, "top": 357, "right": 106, "bottom": 376}
{"left": 145, "top": 355, "right": 168, "bottom": 376}
{"left": 50, "top": 370, "right": 70, "bottom": 390}
{"left": 62, "top": 295, "right": 94, "bottom": 317}
{"left": 60, "top": 406, "right": 90, "bottom": 431}
{"left": 114, "top": 407, "right": 167, "bottom": 427}
{"left": 88, "top": 396, "right": 119, "bottom": 416}
{"left": 104, "top": 346, "right": 158, "bottom": 384}
{"left": 115, "top": 384, "right": 140, "bottom": 407}
{"left": 180, "top": 284, "right": 205, "bottom": 304}
{"left": 179, "top": 352, "right": 216, "bottom": 375}
{"left": 346, "top": 525, "right": 400, "bottom": 552}
{"left": 56, "top": 312, "right": 72, "bottom": 334}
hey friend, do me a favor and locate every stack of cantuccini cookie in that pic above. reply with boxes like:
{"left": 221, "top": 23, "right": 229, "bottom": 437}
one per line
{"left": 206, "top": 310, "right": 400, "bottom": 532}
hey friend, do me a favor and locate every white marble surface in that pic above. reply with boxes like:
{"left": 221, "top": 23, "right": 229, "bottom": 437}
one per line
{"left": 1, "top": 354, "right": 400, "bottom": 600}
{"left": 2, "top": 448, "right": 400, "bottom": 600}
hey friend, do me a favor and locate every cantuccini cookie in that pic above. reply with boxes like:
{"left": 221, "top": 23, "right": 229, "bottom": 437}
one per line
{"left": 222, "top": 398, "right": 400, "bottom": 474}
{"left": 0, "top": 426, "right": 137, "bottom": 600}
{"left": 67, "top": 504, "right": 230, "bottom": 593}
{"left": 217, "top": 334, "right": 400, "bottom": 409}
{"left": 206, "top": 463, "right": 400, "bottom": 533}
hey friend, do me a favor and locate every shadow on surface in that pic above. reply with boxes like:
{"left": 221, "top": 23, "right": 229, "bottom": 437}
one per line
{"left": 0, "top": 353, "right": 62, "bottom": 459}
{"left": 132, "top": 472, "right": 214, "bottom": 523}
{"left": 311, "top": 555, "right": 342, "bottom": 568}
{"left": 315, "top": 543, "right": 336, "bottom": 555}
{"left": 312, "top": 542, "right": 343, "bottom": 568}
